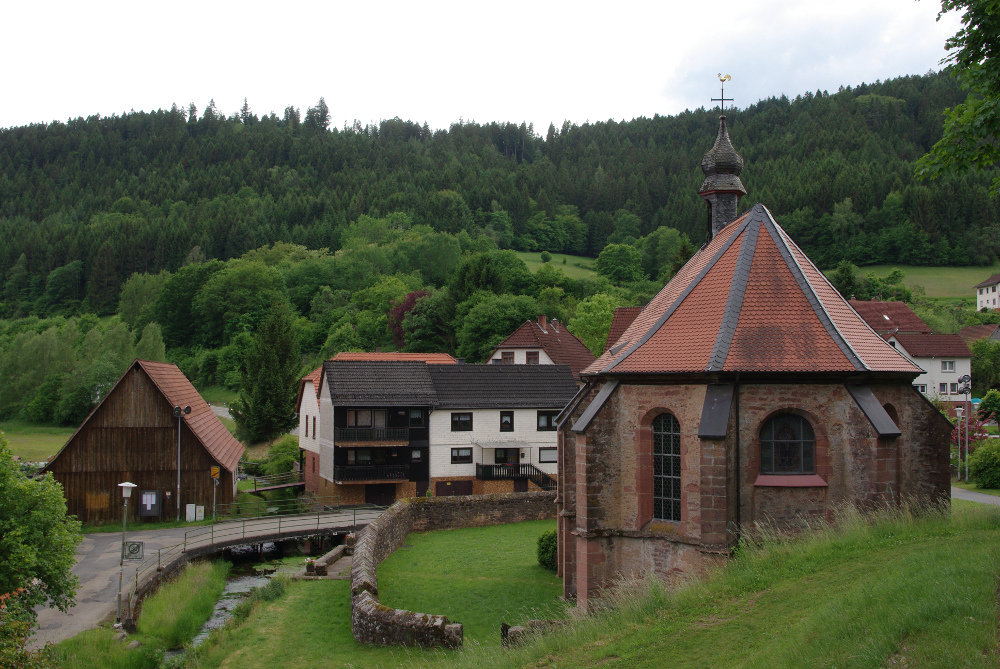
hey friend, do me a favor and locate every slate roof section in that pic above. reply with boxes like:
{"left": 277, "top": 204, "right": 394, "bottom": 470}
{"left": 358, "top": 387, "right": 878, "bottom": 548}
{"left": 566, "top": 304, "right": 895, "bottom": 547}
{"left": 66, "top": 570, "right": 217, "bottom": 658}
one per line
{"left": 848, "top": 300, "right": 933, "bottom": 335}
{"left": 891, "top": 333, "right": 972, "bottom": 358}
{"left": 591, "top": 204, "right": 922, "bottom": 376}
{"left": 974, "top": 273, "right": 1000, "bottom": 289}
{"left": 604, "top": 307, "right": 643, "bottom": 353}
{"left": 324, "top": 361, "right": 438, "bottom": 406}
{"left": 138, "top": 360, "right": 244, "bottom": 472}
{"left": 429, "top": 364, "right": 578, "bottom": 409}
{"left": 491, "top": 319, "right": 596, "bottom": 379}
{"left": 960, "top": 324, "right": 1000, "bottom": 344}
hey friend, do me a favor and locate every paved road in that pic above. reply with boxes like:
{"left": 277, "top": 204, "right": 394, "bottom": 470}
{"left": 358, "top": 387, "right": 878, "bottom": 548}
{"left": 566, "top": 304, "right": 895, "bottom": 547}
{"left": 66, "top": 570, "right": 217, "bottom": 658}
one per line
{"left": 32, "top": 508, "right": 382, "bottom": 648}
{"left": 210, "top": 405, "right": 232, "bottom": 420}
{"left": 951, "top": 485, "right": 1000, "bottom": 506}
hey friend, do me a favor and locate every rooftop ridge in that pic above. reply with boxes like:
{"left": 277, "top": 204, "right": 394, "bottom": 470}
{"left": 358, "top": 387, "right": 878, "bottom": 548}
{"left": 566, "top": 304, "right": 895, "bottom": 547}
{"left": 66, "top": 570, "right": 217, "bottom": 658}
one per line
{"left": 706, "top": 213, "right": 761, "bottom": 371}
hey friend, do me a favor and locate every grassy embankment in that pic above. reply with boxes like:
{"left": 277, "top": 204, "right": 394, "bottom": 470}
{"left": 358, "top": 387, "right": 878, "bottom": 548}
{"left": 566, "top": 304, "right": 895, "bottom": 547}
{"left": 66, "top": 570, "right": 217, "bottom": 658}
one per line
{"left": 515, "top": 251, "right": 596, "bottom": 279}
{"left": 53, "top": 560, "right": 231, "bottom": 669}
{"left": 952, "top": 479, "right": 1000, "bottom": 497}
{"left": 183, "top": 502, "right": 998, "bottom": 669}
{"left": 839, "top": 262, "right": 1000, "bottom": 298}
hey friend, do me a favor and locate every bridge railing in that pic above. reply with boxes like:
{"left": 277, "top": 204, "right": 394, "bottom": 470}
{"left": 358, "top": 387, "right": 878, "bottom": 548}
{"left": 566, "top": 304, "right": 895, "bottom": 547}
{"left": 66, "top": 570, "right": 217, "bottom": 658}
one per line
{"left": 215, "top": 494, "right": 342, "bottom": 520}
{"left": 122, "top": 504, "right": 386, "bottom": 623}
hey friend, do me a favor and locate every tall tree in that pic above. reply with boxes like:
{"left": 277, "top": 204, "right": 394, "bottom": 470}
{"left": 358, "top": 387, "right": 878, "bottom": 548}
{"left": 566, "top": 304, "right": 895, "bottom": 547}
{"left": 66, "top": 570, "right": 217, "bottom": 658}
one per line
{"left": 303, "top": 97, "right": 331, "bottom": 132}
{"left": 917, "top": 0, "right": 1000, "bottom": 193}
{"left": 231, "top": 302, "right": 301, "bottom": 445}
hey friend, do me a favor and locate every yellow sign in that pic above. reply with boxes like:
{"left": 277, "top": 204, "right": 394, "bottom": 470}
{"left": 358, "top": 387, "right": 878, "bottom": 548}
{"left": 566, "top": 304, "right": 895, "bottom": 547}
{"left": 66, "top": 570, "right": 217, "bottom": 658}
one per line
{"left": 211, "top": 466, "right": 220, "bottom": 479}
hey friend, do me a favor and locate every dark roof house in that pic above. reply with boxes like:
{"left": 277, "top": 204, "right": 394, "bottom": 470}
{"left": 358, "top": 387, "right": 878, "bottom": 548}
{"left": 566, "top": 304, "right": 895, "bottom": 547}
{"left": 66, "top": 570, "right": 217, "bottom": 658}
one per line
{"left": 848, "top": 300, "right": 933, "bottom": 336}
{"left": 490, "top": 316, "right": 596, "bottom": 380}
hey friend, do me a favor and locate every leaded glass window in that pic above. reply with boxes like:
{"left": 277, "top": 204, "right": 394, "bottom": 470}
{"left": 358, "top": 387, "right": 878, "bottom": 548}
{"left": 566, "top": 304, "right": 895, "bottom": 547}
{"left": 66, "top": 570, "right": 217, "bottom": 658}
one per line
{"left": 760, "top": 414, "right": 815, "bottom": 474}
{"left": 652, "top": 413, "right": 681, "bottom": 521}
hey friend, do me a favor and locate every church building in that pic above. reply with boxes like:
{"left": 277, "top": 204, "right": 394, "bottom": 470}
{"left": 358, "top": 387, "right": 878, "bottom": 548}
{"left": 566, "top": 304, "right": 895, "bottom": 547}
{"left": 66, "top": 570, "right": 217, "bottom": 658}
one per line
{"left": 556, "top": 115, "right": 952, "bottom": 610}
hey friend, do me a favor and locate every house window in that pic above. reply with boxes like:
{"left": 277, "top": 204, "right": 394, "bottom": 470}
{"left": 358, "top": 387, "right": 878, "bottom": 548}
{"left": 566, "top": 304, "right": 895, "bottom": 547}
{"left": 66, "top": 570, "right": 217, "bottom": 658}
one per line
{"left": 942, "top": 360, "right": 955, "bottom": 372}
{"left": 494, "top": 448, "right": 518, "bottom": 464}
{"left": 501, "top": 351, "right": 514, "bottom": 364}
{"left": 312, "top": 416, "right": 316, "bottom": 439}
{"left": 411, "top": 449, "right": 423, "bottom": 461}
{"left": 940, "top": 382, "right": 948, "bottom": 394}
{"left": 652, "top": 413, "right": 681, "bottom": 522}
{"left": 409, "top": 409, "right": 423, "bottom": 427}
{"left": 539, "top": 447, "right": 557, "bottom": 463}
{"left": 349, "top": 448, "right": 372, "bottom": 464}
{"left": 526, "top": 351, "right": 540, "bottom": 365}
{"left": 951, "top": 383, "right": 959, "bottom": 394}
{"left": 760, "top": 414, "right": 815, "bottom": 475}
{"left": 305, "top": 417, "right": 309, "bottom": 437}
{"left": 500, "top": 411, "right": 514, "bottom": 432}
{"left": 451, "top": 413, "right": 473, "bottom": 431}
{"left": 914, "top": 384, "right": 927, "bottom": 393}
{"left": 348, "top": 410, "right": 372, "bottom": 427}
{"left": 451, "top": 447, "right": 473, "bottom": 464}
{"left": 537, "top": 410, "right": 559, "bottom": 431}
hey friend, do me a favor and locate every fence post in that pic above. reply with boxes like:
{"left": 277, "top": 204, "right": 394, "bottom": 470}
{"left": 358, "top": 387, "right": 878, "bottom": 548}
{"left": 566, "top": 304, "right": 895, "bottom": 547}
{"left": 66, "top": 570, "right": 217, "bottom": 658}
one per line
{"left": 157, "top": 548, "right": 161, "bottom": 572}
{"left": 278, "top": 516, "right": 282, "bottom": 535}
{"left": 211, "top": 524, "right": 214, "bottom": 545}
{"left": 183, "top": 533, "right": 187, "bottom": 553}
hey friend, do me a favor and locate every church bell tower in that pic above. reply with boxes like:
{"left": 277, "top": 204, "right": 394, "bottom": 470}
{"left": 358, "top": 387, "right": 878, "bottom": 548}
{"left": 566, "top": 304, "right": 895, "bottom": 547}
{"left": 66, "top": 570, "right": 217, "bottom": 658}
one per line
{"left": 699, "top": 114, "right": 746, "bottom": 241}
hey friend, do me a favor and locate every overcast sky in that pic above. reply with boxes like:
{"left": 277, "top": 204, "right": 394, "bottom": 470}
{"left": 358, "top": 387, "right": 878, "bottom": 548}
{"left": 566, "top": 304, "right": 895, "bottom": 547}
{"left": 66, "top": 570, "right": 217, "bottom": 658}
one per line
{"left": 2, "top": 0, "right": 963, "bottom": 133}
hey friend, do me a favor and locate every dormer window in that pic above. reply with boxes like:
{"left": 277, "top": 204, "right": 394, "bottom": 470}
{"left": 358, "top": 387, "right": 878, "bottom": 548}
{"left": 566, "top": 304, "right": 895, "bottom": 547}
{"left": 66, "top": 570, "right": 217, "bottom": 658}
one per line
{"left": 501, "top": 351, "right": 514, "bottom": 364}
{"left": 526, "top": 351, "right": 539, "bottom": 365}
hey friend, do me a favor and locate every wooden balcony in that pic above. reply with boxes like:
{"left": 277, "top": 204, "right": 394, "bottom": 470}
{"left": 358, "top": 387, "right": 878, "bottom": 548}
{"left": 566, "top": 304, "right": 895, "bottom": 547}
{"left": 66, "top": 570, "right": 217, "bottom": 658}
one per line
{"left": 475, "top": 463, "right": 556, "bottom": 490}
{"left": 334, "top": 427, "right": 410, "bottom": 444}
{"left": 334, "top": 465, "right": 410, "bottom": 484}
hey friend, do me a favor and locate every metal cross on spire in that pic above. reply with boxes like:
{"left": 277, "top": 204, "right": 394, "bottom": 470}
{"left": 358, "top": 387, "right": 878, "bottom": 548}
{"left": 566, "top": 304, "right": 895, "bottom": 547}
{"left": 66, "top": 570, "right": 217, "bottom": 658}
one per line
{"left": 712, "top": 74, "right": 733, "bottom": 113}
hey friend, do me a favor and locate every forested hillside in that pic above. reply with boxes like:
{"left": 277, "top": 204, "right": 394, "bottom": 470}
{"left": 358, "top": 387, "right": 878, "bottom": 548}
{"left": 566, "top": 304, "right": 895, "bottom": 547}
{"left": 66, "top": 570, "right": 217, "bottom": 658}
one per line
{"left": 2, "top": 71, "right": 1000, "bottom": 424}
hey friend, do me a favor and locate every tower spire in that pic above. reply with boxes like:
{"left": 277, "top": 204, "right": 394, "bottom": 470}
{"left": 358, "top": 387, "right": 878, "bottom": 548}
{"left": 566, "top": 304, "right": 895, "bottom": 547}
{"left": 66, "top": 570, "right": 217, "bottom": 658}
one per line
{"left": 699, "top": 75, "right": 746, "bottom": 241}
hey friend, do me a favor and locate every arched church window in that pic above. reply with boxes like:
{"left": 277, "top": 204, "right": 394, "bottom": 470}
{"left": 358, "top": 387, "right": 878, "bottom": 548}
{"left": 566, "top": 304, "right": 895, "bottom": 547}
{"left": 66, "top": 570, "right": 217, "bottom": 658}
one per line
{"left": 652, "top": 413, "right": 681, "bottom": 521}
{"left": 760, "top": 414, "right": 815, "bottom": 475}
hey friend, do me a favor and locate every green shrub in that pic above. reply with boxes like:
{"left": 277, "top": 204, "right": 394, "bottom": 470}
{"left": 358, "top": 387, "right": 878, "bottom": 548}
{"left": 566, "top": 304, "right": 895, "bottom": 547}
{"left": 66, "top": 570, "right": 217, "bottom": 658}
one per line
{"left": 537, "top": 529, "right": 557, "bottom": 571}
{"left": 137, "top": 560, "right": 229, "bottom": 648}
{"left": 263, "top": 436, "right": 299, "bottom": 475}
{"left": 969, "top": 440, "right": 1000, "bottom": 489}
{"left": 540, "top": 251, "right": 552, "bottom": 263}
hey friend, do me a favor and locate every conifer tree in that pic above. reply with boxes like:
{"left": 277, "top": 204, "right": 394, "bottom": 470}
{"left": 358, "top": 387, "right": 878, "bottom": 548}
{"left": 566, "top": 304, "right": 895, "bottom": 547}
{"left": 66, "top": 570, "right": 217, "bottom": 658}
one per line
{"left": 230, "top": 302, "right": 300, "bottom": 445}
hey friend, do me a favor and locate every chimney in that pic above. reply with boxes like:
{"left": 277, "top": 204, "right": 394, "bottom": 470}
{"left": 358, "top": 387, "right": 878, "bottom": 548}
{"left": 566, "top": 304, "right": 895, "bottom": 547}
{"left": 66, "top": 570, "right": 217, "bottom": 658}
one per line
{"left": 699, "top": 115, "right": 746, "bottom": 241}
{"left": 538, "top": 315, "right": 547, "bottom": 331}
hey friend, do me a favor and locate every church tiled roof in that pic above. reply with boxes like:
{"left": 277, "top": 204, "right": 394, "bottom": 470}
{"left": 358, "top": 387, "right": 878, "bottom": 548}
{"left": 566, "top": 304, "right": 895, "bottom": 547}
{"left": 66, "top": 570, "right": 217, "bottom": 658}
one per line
{"left": 590, "top": 204, "right": 922, "bottom": 376}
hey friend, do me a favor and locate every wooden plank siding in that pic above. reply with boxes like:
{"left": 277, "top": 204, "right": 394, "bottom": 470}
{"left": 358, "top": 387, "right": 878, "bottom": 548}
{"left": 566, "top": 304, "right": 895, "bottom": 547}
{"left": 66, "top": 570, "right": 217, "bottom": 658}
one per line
{"left": 47, "top": 366, "right": 236, "bottom": 525}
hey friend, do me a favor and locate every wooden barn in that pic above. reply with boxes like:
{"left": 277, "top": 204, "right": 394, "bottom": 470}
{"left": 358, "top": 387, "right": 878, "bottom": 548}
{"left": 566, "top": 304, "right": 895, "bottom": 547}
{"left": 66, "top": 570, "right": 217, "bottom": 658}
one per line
{"left": 43, "top": 359, "right": 244, "bottom": 524}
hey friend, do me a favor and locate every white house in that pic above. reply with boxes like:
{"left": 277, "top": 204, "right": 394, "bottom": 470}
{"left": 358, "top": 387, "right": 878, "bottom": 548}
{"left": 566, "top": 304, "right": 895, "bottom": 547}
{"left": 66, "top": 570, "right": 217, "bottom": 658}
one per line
{"left": 310, "top": 360, "right": 576, "bottom": 505}
{"left": 975, "top": 273, "right": 1000, "bottom": 311}
{"left": 885, "top": 333, "right": 972, "bottom": 401}
{"left": 488, "top": 315, "right": 595, "bottom": 385}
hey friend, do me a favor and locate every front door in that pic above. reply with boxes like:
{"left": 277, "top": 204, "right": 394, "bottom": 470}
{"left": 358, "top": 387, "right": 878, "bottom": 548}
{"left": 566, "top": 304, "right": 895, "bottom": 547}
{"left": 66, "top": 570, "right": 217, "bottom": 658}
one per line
{"left": 365, "top": 484, "right": 396, "bottom": 506}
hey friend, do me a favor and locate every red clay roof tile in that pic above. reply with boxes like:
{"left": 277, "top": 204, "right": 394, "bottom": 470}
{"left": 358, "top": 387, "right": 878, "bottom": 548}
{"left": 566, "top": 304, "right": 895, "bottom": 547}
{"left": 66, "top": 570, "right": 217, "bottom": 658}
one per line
{"left": 492, "top": 319, "right": 596, "bottom": 379}
{"left": 891, "top": 333, "right": 971, "bottom": 358}
{"left": 605, "top": 307, "right": 643, "bottom": 353}
{"left": 848, "top": 300, "right": 932, "bottom": 335}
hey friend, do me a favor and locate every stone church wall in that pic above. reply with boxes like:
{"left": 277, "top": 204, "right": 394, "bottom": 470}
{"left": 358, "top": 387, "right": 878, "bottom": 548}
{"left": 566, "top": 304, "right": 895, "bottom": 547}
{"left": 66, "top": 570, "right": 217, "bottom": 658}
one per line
{"left": 351, "top": 491, "right": 556, "bottom": 648}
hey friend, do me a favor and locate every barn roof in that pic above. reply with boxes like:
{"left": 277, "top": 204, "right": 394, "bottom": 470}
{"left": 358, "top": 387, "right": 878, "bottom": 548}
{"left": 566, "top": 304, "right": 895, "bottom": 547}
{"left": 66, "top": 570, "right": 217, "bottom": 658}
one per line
{"left": 136, "top": 360, "right": 244, "bottom": 472}
{"left": 44, "top": 360, "right": 244, "bottom": 474}
{"left": 491, "top": 319, "right": 596, "bottom": 379}
{"left": 590, "top": 204, "right": 922, "bottom": 376}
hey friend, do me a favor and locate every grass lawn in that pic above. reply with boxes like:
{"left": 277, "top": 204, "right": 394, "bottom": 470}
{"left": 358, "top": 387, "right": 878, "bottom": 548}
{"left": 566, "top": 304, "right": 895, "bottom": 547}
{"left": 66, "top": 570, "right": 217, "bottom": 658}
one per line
{"left": 952, "top": 479, "right": 1000, "bottom": 497}
{"left": 199, "top": 385, "right": 238, "bottom": 406}
{"left": 515, "top": 251, "right": 597, "bottom": 279}
{"left": 0, "top": 419, "right": 74, "bottom": 461}
{"left": 835, "top": 262, "right": 1000, "bottom": 298}
{"left": 377, "top": 519, "right": 565, "bottom": 646}
{"left": 179, "top": 504, "right": 1000, "bottom": 668}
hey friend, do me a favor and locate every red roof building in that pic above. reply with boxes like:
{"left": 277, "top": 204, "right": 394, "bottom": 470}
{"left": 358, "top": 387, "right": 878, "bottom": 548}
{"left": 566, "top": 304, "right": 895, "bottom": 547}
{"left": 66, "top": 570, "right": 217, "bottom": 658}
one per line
{"left": 558, "top": 116, "right": 951, "bottom": 612}
{"left": 489, "top": 316, "right": 595, "bottom": 382}
{"left": 960, "top": 324, "right": 1000, "bottom": 345}
{"left": 848, "top": 300, "right": 933, "bottom": 336}
{"left": 43, "top": 360, "right": 244, "bottom": 524}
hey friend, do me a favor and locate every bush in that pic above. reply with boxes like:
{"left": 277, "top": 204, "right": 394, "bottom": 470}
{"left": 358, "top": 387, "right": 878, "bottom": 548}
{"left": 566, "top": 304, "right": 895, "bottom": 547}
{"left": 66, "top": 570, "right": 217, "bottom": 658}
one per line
{"left": 969, "top": 440, "right": 1000, "bottom": 489}
{"left": 263, "top": 436, "right": 299, "bottom": 475}
{"left": 540, "top": 251, "right": 552, "bottom": 263}
{"left": 537, "top": 530, "right": 557, "bottom": 571}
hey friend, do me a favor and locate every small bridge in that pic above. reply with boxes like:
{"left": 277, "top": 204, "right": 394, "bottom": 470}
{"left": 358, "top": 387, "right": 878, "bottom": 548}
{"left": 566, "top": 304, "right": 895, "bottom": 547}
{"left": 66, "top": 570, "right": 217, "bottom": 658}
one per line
{"left": 242, "top": 471, "right": 305, "bottom": 493}
{"left": 122, "top": 506, "right": 384, "bottom": 625}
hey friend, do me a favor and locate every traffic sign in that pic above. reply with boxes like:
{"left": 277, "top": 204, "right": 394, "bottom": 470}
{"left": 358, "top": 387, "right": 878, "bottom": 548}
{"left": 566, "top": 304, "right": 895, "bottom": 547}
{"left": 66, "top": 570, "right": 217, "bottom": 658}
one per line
{"left": 211, "top": 466, "right": 219, "bottom": 479}
{"left": 124, "top": 541, "right": 144, "bottom": 560}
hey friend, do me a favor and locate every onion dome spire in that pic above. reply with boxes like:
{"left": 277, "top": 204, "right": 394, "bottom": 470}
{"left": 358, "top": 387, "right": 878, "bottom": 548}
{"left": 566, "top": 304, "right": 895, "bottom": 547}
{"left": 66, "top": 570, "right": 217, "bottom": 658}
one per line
{"left": 699, "top": 115, "right": 747, "bottom": 241}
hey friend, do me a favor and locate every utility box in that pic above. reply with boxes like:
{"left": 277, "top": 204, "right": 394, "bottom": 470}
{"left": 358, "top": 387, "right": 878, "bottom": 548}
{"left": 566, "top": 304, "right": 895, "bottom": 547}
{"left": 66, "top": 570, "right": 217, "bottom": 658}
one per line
{"left": 196, "top": 506, "right": 205, "bottom": 521}
{"left": 139, "top": 490, "right": 161, "bottom": 517}
{"left": 186, "top": 503, "right": 197, "bottom": 522}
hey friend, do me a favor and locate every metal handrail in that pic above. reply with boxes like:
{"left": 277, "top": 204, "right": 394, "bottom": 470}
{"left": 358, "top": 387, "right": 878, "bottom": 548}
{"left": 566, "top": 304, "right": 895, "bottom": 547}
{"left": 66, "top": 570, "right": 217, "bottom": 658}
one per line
{"left": 245, "top": 471, "right": 304, "bottom": 492}
{"left": 334, "top": 465, "right": 409, "bottom": 482}
{"left": 121, "top": 505, "right": 387, "bottom": 621}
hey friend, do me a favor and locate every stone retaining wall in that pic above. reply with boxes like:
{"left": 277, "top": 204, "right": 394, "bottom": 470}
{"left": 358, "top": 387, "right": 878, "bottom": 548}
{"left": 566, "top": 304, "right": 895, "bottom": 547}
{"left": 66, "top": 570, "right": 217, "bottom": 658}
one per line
{"left": 350, "top": 491, "right": 556, "bottom": 648}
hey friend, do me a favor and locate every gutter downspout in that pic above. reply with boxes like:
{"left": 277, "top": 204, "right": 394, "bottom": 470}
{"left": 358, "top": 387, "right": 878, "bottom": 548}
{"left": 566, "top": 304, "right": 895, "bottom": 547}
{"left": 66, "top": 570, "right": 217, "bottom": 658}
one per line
{"left": 734, "top": 372, "right": 741, "bottom": 545}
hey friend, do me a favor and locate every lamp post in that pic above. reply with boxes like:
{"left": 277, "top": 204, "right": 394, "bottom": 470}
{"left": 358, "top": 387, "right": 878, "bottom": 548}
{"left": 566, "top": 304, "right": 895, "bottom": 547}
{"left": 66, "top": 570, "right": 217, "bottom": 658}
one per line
{"left": 959, "top": 375, "right": 972, "bottom": 481}
{"left": 173, "top": 405, "right": 191, "bottom": 522}
{"left": 116, "top": 481, "right": 137, "bottom": 625}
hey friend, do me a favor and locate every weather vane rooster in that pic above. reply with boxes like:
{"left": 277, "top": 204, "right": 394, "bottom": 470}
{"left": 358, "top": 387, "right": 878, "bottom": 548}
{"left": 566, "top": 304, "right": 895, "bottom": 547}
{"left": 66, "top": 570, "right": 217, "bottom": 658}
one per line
{"left": 713, "top": 74, "right": 733, "bottom": 113}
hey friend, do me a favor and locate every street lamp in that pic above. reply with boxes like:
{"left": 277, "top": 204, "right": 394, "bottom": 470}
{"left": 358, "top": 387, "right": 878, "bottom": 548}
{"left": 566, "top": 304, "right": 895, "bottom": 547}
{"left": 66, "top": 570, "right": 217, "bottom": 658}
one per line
{"left": 116, "top": 481, "right": 137, "bottom": 625}
{"left": 173, "top": 405, "right": 191, "bottom": 522}
{"left": 959, "top": 375, "right": 972, "bottom": 481}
